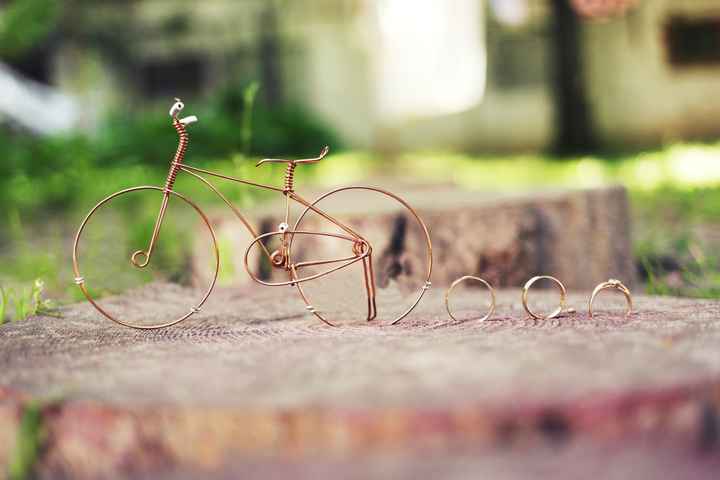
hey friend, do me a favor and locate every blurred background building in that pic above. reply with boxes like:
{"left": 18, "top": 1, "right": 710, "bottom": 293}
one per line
{"left": 4, "top": 0, "right": 720, "bottom": 153}
{"left": 2, "top": 0, "right": 720, "bottom": 308}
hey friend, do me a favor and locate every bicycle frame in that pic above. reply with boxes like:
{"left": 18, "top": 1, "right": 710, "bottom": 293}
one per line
{"left": 74, "top": 99, "right": 431, "bottom": 328}
{"left": 138, "top": 150, "right": 379, "bottom": 322}
{"left": 182, "top": 164, "right": 373, "bottom": 271}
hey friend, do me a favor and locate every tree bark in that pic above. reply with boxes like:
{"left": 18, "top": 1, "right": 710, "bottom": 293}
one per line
{"left": 550, "top": 0, "right": 598, "bottom": 154}
{"left": 197, "top": 185, "right": 636, "bottom": 290}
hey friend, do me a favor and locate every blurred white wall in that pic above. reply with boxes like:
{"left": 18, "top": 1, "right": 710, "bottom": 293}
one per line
{"left": 584, "top": 0, "right": 720, "bottom": 147}
{"left": 298, "top": 0, "right": 553, "bottom": 152}
{"left": 37, "top": 0, "right": 720, "bottom": 151}
{"left": 0, "top": 63, "right": 79, "bottom": 134}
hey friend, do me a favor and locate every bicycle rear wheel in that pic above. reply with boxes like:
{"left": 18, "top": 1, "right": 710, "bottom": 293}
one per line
{"left": 288, "top": 186, "right": 432, "bottom": 326}
{"left": 72, "top": 186, "right": 219, "bottom": 329}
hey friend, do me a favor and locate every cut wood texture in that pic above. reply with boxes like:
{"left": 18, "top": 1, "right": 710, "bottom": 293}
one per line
{"left": 1, "top": 285, "right": 720, "bottom": 479}
{"left": 197, "top": 185, "right": 636, "bottom": 289}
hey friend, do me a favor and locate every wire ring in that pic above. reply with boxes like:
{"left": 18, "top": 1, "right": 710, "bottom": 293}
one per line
{"left": 445, "top": 276, "right": 496, "bottom": 322}
{"left": 72, "top": 186, "right": 219, "bottom": 329}
{"left": 588, "top": 279, "right": 632, "bottom": 318}
{"left": 522, "top": 275, "right": 567, "bottom": 320}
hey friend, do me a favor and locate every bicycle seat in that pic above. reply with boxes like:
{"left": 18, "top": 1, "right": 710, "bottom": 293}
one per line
{"left": 256, "top": 146, "right": 329, "bottom": 167}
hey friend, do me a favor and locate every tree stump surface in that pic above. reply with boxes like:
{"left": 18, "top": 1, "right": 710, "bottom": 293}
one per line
{"left": 1, "top": 285, "right": 720, "bottom": 479}
{"left": 200, "top": 185, "right": 636, "bottom": 289}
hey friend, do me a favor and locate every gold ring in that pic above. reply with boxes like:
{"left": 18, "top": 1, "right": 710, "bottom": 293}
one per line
{"left": 522, "top": 275, "right": 567, "bottom": 320}
{"left": 588, "top": 279, "right": 632, "bottom": 318}
{"left": 445, "top": 275, "right": 496, "bottom": 322}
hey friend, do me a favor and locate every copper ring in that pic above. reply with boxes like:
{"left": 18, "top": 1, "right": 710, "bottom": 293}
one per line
{"left": 588, "top": 279, "right": 632, "bottom": 318}
{"left": 445, "top": 276, "right": 496, "bottom": 322}
{"left": 521, "top": 275, "right": 567, "bottom": 320}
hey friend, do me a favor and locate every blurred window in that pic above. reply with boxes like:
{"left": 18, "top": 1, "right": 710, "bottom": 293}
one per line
{"left": 486, "top": 0, "right": 550, "bottom": 89}
{"left": 138, "top": 57, "right": 205, "bottom": 97}
{"left": 489, "top": 0, "right": 529, "bottom": 27}
{"left": 665, "top": 17, "right": 720, "bottom": 67}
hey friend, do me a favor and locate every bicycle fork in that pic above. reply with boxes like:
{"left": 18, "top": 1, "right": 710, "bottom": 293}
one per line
{"left": 132, "top": 114, "right": 188, "bottom": 269}
{"left": 131, "top": 191, "right": 170, "bottom": 268}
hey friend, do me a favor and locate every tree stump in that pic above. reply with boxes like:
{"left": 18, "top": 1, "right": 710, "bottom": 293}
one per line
{"left": 198, "top": 185, "right": 636, "bottom": 289}
{"left": 1, "top": 285, "right": 720, "bottom": 479}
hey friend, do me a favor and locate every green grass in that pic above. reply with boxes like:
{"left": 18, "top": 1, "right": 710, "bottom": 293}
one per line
{"left": 631, "top": 186, "right": 720, "bottom": 223}
{"left": 631, "top": 186, "right": 720, "bottom": 298}
{"left": 385, "top": 142, "right": 720, "bottom": 191}
{"left": 0, "top": 279, "right": 60, "bottom": 324}
{"left": 0, "top": 286, "right": 8, "bottom": 325}
{"left": 0, "top": 81, "right": 342, "bottom": 223}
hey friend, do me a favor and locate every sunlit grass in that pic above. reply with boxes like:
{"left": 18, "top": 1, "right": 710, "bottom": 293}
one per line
{"left": 383, "top": 141, "right": 720, "bottom": 191}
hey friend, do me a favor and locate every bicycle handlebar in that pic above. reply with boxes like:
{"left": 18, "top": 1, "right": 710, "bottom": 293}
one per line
{"left": 256, "top": 145, "right": 330, "bottom": 167}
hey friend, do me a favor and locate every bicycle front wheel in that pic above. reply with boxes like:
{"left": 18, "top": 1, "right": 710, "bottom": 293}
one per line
{"left": 289, "top": 186, "right": 432, "bottom": 326}
{"left": 72, "top": 186, "right": 219, "bottom": 329}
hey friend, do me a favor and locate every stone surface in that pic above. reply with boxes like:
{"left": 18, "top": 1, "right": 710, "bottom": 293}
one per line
{"left": 1, "top": 284, "right": 720, "bottom": 479}
{"left": 199, "top": 185, "right": 636, "bottom": 290}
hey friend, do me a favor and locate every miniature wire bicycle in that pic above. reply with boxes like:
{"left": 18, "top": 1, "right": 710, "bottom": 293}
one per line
{"left": 72, "top": 99, "right": 433, "bottom": 329}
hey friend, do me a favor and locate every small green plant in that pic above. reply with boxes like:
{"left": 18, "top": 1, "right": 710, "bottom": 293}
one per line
{"left": 8, "top": 401, "right": 45, "bottom": 480}
{"left": 0, "top": 279, "right": 60, "bottom": 325}
{"left": 241, "top": 81, "right": 260, "bottom": 156}
{"left": 0, "top": 286, "right": 9, "bottom": 325}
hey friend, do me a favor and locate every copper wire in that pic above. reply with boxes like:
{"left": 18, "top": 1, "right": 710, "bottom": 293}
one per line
{"left": 164, "top": 119, "right": 188, "bottom": 193}
{"left": 72, "top": 99, "right": 433, "bottom": 329}
{"left": 283, "top": 162, "right": 296, "bottom": 192}
{"left": 588, "top": 279, "right": 632, "bottom": 319}
{"left": 445, "top": 276, "right": 496, "bottom": 322}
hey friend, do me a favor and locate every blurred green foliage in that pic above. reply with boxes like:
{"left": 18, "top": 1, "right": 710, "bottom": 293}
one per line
{"left": 632, "top": 186, "right": 720, "bottom": 223}
{"left": 241, "top": 81, "right": 260, "bottom": 155}
{"left": 8, "top": 401, "right": 44, "bottom": 480}
{"left": 632, "top": 186, "right": 720, "bottom": 299}
{"left": 0, "top": 82, "right": 343, "bottom": 307}
{"left": 0, "top": 287, "right": 8, "bottom": 325}
{"left": 0, "top": 0, "right": 60, "bottom": 59}
{"left": 0, "top": 83, "right": 343, "bottom": 217}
